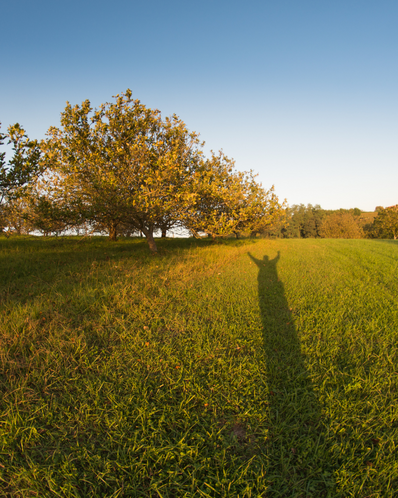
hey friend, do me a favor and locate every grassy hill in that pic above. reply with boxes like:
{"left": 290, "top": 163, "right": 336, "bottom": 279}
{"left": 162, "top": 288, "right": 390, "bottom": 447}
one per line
{"left": 1, "top": 236, "right": 398, "bottom": 497}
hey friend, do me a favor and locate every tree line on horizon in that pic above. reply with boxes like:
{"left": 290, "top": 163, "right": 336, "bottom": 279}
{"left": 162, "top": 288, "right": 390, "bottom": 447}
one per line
{"left": 260, "top": 203, "right": 398, "bottom": 240}
{"left": 0, "top": 90, "right": 283, "bottom": 252}
{"left": 1, "top": 90, "right": 397, "bottom": 248}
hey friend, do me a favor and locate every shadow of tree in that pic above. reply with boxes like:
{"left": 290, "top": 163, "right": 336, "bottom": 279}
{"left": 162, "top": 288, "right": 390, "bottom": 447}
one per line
{"left": 248, "top": 251, "right": 336, "bottom": 496}
{"left": 0, "top": 236, "right": 218, "bottom": 308}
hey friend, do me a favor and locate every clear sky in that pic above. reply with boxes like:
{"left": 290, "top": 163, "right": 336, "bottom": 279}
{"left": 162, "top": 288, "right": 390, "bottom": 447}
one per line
{"left": 1, "top": 0, "right": 397, "bottom": 211}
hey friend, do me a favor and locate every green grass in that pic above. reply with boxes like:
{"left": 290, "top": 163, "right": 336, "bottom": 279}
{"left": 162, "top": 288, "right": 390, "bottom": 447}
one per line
{"left": 1, "top": 236, "right": 398, "bottom": 497}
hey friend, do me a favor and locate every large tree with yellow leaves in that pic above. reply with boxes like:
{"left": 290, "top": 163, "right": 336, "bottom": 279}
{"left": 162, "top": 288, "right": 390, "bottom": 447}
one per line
{"left": 43, "top": 90, "right": 203, "bottom": 252}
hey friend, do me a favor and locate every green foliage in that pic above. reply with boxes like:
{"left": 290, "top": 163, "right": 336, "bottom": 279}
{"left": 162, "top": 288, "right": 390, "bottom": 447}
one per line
{"left": 0, "top": 123, "right": 42, "bottom": 233}
{"left": 0, "top": 127, "right": 5, "bottom": 175}
{"left": 279, "top": 204, "right": 325, "bottom": 238}
{"left": 42, "top": 90, "right": 205, "bottom": 250}
{"left": 25, "top": 196, "right": 70, "bottom": 236}
{"left": 0, "top": 123, "right": 41, "bottom": 203}
{"left": 320, "top": 212, "right": 364, "bottom": 239}
{"left": 352, "top": 207, "right": 362, "bottom": 216}
{"left": 184, "top": 153, "right": 283, "bottom": 239}
{"left": 37, "top": 90, "right": 283, "bottom": 250}
{"left": 370, "top": 207, "right": 398, "bottom": 239}
{"left": 1, "top": 237, "right": 398, "bottom": 496}
{"left": 278, "top": 206, "right": 369, "bottom": 240}
{"left": 0, "top": 197, "right": 33, "bottom": 235}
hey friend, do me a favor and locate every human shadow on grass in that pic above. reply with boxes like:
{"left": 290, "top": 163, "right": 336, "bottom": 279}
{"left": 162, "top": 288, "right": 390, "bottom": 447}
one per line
{"left": 248, "top": 251, "right": 336, "bottom": 497}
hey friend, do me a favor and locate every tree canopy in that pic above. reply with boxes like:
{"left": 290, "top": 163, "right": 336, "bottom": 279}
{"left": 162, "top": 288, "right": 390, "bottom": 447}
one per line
{"left": 0, "top": 123, "right": 41, "bottom": 203}
{"left": 42, "top": 90, "right": 206, "bottom": 251}
{"left": 370, "top": 207, "right": 398, "bottom": 239}
{"left": 319, "top": 213, "right": 363, "bottom": 239}
{"left": 0, "top": 123, "right": 42, "bottom": 232}
{"left": 27, "top": 89, "right": 283, "bottom": 251}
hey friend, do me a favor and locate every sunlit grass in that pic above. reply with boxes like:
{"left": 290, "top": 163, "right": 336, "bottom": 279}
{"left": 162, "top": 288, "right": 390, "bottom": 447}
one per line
{"left": 1, "top": 236, "right": 398, "bottom": 496}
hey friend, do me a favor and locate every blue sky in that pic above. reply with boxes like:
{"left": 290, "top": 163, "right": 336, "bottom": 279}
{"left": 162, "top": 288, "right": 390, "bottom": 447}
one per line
{"left": 1, "top": 0, "right": 397, "bottom": 211}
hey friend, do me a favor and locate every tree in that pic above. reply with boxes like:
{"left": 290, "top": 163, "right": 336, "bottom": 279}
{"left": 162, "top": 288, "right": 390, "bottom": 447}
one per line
{"left": 1, "top": 197, "right": 34, "bottom": 235}
{"left": 256, "top": 206, "right": 289, "bottom": 238}
{"left": 238, "top": 179, "right": 284, "bottom": 238}
{"left": 43, "top": 90, "right": 203, "bottom": 252}
{"left": 280, "top": 204, "right": 325, "bottom": 238}
{"left": 24, "top": 195, "right": 69, "bottom": 236}
{"left": 0, "top": 123, "right": 42, "bottom": 233}
{"left": 0, "top": 123, "right": 41, "bottom": 204}
{"left": 182, "top": 152, "right": 281, "bottom": 239}
{"left": 300, "top": 204, "right": 324, "bottom": 238}
{"left": 371, "top": 207, "right": 398, "bottom": 239}
{"left": 319, "top": 213, "right": 363, "bottom": 239}
{"left": 182, "top": 151, "right": 239, "bottom": 238}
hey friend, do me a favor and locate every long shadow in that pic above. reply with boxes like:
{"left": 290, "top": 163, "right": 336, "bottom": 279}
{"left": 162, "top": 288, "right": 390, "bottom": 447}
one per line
{"left": 248, "top": 251, "right": 336, "bottom": 497}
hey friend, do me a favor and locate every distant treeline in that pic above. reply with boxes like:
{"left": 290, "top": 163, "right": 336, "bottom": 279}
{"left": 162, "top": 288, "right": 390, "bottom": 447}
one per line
{"left": 259, "top": 204, "right": 398, "bottom": 240}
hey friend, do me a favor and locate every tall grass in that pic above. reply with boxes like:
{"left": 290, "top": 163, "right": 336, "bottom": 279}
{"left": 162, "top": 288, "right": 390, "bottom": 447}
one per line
{"left": 1, "top": 236, "right": 398, "bottom": 497}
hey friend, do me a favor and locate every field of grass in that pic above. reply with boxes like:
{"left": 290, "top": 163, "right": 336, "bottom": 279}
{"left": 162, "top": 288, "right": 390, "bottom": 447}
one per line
{"left": 1, "top": 236, "right": 398, "bottom": 497}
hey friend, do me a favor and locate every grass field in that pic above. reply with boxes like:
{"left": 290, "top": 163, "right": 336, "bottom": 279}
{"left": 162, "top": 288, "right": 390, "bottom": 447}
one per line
{"left": 1, "top": 236, "right": 398, "bottom": 497}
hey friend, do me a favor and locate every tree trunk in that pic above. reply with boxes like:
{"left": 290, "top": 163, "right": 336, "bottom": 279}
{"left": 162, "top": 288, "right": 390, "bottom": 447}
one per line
{"left": 250, "top": 231, "right": 257, "bottom": 238}
{"left": 142, "top": 226, "right": 158, "bottom": 253}
{"left": 161, "top": 228, "right": 167, "bottom": 238}
{"left": 109, "top": 222, "right": 117, "bottom": 241}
